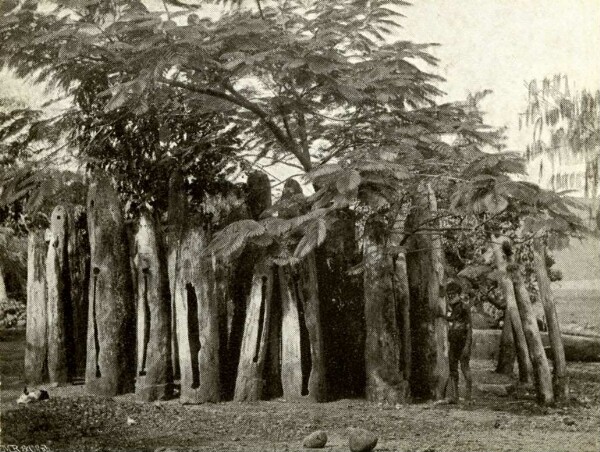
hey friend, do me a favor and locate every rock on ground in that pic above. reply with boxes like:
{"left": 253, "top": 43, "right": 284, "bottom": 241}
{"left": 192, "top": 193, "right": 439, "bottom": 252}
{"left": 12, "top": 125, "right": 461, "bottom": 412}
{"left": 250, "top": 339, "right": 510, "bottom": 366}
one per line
{"left": 303, "top": 430, "right": 327, "bottom": 448}
{"left": 348, "top": 427, "right": 378, "bottom": 452}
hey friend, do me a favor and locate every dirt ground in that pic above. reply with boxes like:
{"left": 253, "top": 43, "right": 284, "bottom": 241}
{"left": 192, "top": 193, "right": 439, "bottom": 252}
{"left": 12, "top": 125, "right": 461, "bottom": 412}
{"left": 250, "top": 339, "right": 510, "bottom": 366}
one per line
{"left": 1, "top": 330, "right": 599, "bottom": 452}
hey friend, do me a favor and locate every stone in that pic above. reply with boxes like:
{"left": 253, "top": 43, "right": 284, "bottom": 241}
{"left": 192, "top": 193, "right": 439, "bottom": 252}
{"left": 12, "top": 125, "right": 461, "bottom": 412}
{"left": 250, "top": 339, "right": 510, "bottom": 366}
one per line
{"left": 303, "top": 430, "right": 328, "bottom": 448}
{"left": 348, "top": 428, "right": 378, "bottom": 452}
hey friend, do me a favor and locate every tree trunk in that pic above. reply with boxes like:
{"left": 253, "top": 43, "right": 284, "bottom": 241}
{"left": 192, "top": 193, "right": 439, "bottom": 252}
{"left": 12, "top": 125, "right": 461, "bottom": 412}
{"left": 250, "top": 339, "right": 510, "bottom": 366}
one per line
{"left": 405, "top": 184, "right": 448, "bottom": 401}
{"left": 134, "top": 211, "right": 173, "bottom": 402}
{"left": 167, "top": 171, "right": 185, "bottom": 381}
{"left": 492, "top": 239, "right": 533, "bottom": 384}
{"left": 512, "top": 259, "right": 554, "bottom": 405}
{"left": 174, "top": 225, "right": 220, "bottom": 403}
{"left": 395, "top": 249, "right": 411, "bottom": 383}
{"left": 85, "top": 176, "right": 136, "bottom": 396}
{"left": 532, "top": 238, "right": 568, "bottom": 401}
{"left": 363, "top": 229, "right": 409, "bottom": 404}
{"left": 234, "top": 260, "right": 274, "bottom": 401}
{"left": 46, "top": 205, "right": 73, "bottom": 384}
{"left": 496, "top": 309, "right": 516, "bottom": 375}
{"left": 68, "top": 210, "right": 89, "bottom": 379}
{"left": 277, "top": 179, "right": 326, "bottom": 402}
{"left": 25, "top": 229, "right": 48, "bottom": 384}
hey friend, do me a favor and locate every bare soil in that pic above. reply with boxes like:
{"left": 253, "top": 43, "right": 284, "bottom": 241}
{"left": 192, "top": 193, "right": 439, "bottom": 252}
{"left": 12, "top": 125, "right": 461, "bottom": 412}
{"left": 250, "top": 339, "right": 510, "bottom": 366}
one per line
{"left": 1, "top": 329, "right": 599, "bottom": 452}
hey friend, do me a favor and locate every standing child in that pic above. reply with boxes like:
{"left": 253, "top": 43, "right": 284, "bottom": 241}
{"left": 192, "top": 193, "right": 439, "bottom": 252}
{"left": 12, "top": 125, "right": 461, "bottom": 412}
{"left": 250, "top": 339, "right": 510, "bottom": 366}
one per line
{"left": 446, "top": 281, "right": 473, "bottom": 403}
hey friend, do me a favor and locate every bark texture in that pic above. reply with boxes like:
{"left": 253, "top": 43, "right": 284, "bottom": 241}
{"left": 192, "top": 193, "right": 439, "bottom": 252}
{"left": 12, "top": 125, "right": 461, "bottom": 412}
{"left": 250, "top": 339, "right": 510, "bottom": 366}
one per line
{"left": 25, "top": 229, "right": 48, "bottom": 384}
{"left": 363, "top": 228, "right": 409, "bottom": 404}
{"left": 68, "top": 210, "right": 89, "bottom": 379}
{"left": 278, "top": 179, "right": 326, "bottom": 402}
{"left": 395, "top": 249, "right": 411, "bottom": 383}
{"left": 511, "top": 256, "right": 554, "bottom": 405}
{"left": 85, "top": 176, "right": 136, "bottom": 396}
{"left": 134, "top": 212, "right": 173, "bottom": 402}
{"left": 234, "top": 261, "right": 274, "bottom": 401}
{"left": 496, "top": 309, "right": 516, "bottom": 375}
{"left": 46, "top": 205, "right": 73, "bottom": 384}
{"left": 532, "top": 238, "right": 568, "bottom": 401}
{"left": 174, "top": 225, "right": 220, "bottom": 403}
{"left": 492, "top": 239, "right": 533, "bottom": 384}
{"left": 406, "top": 184, "right": 449, "bottom": 400}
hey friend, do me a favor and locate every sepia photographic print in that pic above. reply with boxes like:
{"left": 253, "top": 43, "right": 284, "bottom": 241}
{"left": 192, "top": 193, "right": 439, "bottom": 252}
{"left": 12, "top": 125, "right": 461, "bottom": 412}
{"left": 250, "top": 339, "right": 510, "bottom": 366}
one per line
{"left": 0, "top": 1, "right": 599, "bottom": 451}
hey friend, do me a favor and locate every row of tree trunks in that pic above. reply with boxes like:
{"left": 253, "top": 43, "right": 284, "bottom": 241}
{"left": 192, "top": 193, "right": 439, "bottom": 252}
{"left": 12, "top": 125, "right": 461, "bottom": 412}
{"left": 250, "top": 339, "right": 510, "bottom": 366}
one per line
{"left": 491, "top": 239, "right": 533, "bottom": 384}
{"left": 134, "top": 212, "right": 173, "bottom": 402}
{"left": 85, "top": 176, "right": 136, "bottom": 397}
{"left": 406, "top": 184, "right": 449, "bottom": 401}
{"left": 532, "top": 238, "right": 569, "bottom": 401}
{"left": 25, "top": 229, "right": 48, "bottom": 384}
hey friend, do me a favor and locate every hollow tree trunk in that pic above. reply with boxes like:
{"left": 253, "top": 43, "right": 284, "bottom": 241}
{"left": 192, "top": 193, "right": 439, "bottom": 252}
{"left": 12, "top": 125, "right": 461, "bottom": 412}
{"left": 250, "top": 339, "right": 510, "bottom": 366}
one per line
{"left": 511, "top": 253, "right": 554, "bottom": 405}
{"left": 46, "top": 205, "right": 73, "bottom": 384}
{"left": 406, "top": 184, "right": 448, "bottom": 401}
{"left": 277, "top": 179, "right": 326, "bottom": 402}
{"left": 234, "top": 260, "right": 274, "bottom": 401}
{"left": 85, "top": 176, "right": 136, "bottom": 396}
{"left": 134, "top": 211, "right": 173, "bottom": 402}
{"left": 496, "top": 309, "right": 516, "bottom": 375}
{"left": 25, "top": 229, "right": 48, "bottom": 384}
{"left": 174, "top": 224, "right": 220, "bottom": 404}
{"left": 363, "top": 228, "right": 409, "bottom": 404}
{"left": 492, "top": 239, "right": 533, "bottom": 384}
{"left": 68, "top": 210, "right": 89, "bottom": 379}
{"left": 532, "top": 238, "right": 568, "bottom": 401}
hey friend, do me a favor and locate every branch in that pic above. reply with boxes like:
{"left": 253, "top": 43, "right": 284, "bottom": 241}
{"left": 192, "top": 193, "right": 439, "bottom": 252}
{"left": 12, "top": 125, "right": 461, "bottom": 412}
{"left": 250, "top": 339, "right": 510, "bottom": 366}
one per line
{"left": 160, "top": 77, "right": 312, "bottom": 171}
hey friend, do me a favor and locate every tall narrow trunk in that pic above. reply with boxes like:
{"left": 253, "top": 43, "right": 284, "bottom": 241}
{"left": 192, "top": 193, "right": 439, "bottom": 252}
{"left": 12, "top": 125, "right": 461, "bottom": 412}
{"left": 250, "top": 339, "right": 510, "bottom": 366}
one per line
{"left": 496, "top": 309, "right": 516, "bottom": 375}
{"left": 46, "top": 206, "right": 73, "bottom": 384}
{"left": 363, "top": 229, "right": 409, "bottom": 404}
{"left": 134, "top": 212, "right": 173, "bottom": 402}
{"left": 68, "top": 210, "right": 89, "bottom": 379}
{"left": 511, "top": 258, "right": 554, "bottom": 405}
{"left": 85, "top": 176, "right": 136, "bottom": 396}
{"left": 492, "top": 239, "right": 532, "bottom": 384}
{"left": 532, "top": 238, "right": 568, "bottom": 401}
{"left": 25, "top": 229, "right": 48, "bottom": 384}
{"left": 395, "top": 249, "right": 411, "bottom": 383}
{"left": 167, "top": 172, "right": 185, "bottom": 381}
{"left": 406, "top": 184, "right": 448, "bottom": 400}
{"left": 234, "top": 261, "right": 274, "bottom": 401}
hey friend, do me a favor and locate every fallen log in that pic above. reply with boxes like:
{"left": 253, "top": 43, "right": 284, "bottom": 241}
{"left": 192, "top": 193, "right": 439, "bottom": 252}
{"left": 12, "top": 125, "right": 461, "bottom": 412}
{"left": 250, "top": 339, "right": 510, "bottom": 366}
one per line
{"left": 472, "top": 329, "right": 600, "bottom": 362}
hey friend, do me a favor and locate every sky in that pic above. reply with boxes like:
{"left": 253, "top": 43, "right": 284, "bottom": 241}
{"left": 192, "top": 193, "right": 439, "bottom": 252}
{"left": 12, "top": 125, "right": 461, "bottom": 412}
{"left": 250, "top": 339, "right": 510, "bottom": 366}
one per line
{"left": 400, "top": 0, "right": 600, "bottom": 149}
{"left": 2, "top": 0, "right": 600, "bottom": 151}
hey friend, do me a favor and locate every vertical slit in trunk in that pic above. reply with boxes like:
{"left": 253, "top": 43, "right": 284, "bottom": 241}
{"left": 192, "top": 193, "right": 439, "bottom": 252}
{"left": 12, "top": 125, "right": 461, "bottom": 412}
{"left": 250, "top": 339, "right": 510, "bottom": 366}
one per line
{"left": 293, "top": 280, "right": 312, "bottom": 396}
{"left": 186, "top": 283, "right": 200, "bottom": 389}
{"left": 139, "top": 269, "right": 150, "bottom": 376}
{"left": 253, "top": 276, "right": 268, "bottom": 363}
{"left": 92, "top": 267, "right": 101, "bottom": 378}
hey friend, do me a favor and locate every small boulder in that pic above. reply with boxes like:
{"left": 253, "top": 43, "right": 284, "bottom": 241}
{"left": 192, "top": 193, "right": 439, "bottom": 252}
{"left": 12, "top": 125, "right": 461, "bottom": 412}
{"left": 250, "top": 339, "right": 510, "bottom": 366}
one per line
{"left": 348, "top": 428, "right": 378, "bottom": 452}
{"left": 303, "top": 430, "right": 328, "bottom": 449}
